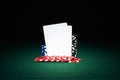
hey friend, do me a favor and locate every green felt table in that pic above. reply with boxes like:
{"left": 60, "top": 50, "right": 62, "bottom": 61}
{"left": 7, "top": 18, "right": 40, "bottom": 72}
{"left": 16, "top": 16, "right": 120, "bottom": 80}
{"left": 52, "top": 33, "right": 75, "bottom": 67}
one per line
{"left": 0, "top": 42, "right": 120, "bottom": 80}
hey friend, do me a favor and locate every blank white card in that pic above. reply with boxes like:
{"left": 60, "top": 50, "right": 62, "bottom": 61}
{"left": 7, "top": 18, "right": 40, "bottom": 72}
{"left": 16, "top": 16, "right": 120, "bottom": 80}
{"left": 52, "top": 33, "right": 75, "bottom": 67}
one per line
{"left": 43, "top": 23, "right": 72, "bottom": 56}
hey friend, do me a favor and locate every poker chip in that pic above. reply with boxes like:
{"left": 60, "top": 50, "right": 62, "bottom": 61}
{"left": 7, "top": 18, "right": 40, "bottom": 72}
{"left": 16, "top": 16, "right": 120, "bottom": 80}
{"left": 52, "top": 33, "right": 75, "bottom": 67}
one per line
{"left": 34, "top": 58, "right": 39, "bottom": 62}
{"left": 70, "top": 60, "right": 77, "bottom": 63}
{"left": 72, "top": 35, "right": 78, "bottom": 57}
{"left": 76, "top": 60, "right": 79, "bottom": 62}
{"left": 34, "top": 56, "right": 81, "bottom": 63}
{"left": 41, "top": 45, "right": 47, "bottom": 56}
{"left": 60, "top": 56, "right": 65, "bottom": 62}
{"left": 34, "top": 58, "right": 38, "bottom": 61}
{"left": 55, "top": 56, "right": 61, "bottom": 61}
{"left": 52, "top": 56, "right": 55, "bottom": 60}
{"left": 56, "top": 60, "right": 60, "bottom": 62}
{"left": 39, "top": 59, "right": 43, "bottom": 61}
{"left": 58, "top": 57, "right": 61, "bottom": 60}
{"left": 67, "top": 56, "right": 74, "bottom": 61}
{"left": 51, "top": 59, "right": 55, "bottom": 62}
{"left": 45, "top": 59, "right": 48, "bottom": 62}
{"left": 68, "top": 58, "right": 80, "bottom": 63}
{"left": 63, "top": 57, "right": 67, "bottom": 60}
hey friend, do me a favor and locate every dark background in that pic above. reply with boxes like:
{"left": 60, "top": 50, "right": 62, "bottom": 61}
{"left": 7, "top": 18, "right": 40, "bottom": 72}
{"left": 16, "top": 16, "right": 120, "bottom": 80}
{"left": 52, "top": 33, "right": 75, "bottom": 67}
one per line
{"left": 1, "top": 1, "right": 120, "bottom": 80}
{"left": 2, "top": 1, "right": 119, "bottom": 45}
{"left": 14, "top": 1, "right": 119, "bottom": 44}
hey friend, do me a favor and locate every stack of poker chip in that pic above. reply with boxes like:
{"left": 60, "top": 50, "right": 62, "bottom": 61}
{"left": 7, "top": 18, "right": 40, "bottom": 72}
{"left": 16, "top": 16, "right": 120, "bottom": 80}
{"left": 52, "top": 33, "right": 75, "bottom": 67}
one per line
{"left": 34, "top": 35, "right": 81, "bottom": 63}
{"left": 41, "top": 45, "right": 47, "bottom": 56}
{"left": 72, "top": 35, "right": 78, "bottom": 57}
{"left": 34, "top": 56, "right": 81, "bottom": 63}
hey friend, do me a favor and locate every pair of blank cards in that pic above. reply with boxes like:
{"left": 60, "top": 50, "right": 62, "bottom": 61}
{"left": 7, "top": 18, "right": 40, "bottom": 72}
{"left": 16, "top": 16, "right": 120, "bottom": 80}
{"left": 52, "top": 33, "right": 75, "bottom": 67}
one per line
{"left": 43, "top": 23, "right": 72, "bottom": 56}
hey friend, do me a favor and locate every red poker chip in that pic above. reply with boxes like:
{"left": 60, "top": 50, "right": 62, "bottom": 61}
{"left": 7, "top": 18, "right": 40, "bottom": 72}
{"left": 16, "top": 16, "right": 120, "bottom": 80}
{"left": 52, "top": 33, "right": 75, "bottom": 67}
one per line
{"left": 34, "top": 58, "right": 39, "bottom": 62}
{"left": 69, "top": 60, "right": 77, "bottom": 63}
{"left": 61, "top": 56, "right": 68, "bottom": 62}
{"left": 48, "top": 56, "right": 54, "bottom": 62}
{"left": 44, "top": 59, "right": 49, "bottom": 62}
{"left": 45, "top": 56, "right": 51, "bottom": 61}
{"left": 55, "top": 56, "right": 62, "bottom": 61}
{"left": 74, "top": 58, "right": 81, "bottom": 61}
{"left": 39, "top": 59, "right": 43, "bottom": 62}
{"left": 41, "top": 57, "right": 47, "bottom": 62}
{"left": 35, "top": 58, "right": 42, "bottom": 62}
{"left": 50, "top": 59, "right": 55, "bottom": 62}
{"left": 51, "top": 56, "right": 56, "bottom": 61}
{"left": 45, "top": 56, "right": 50, "bottom": 59}
{"left": 69, "top": 58, "right": 81, "bottom": 63}
{"left": 47, "top": 56, "right": 56, "bottom": 62}
{"left": 34, "top": 56, "right": 81, "bottom": 63}
{"left": 56, "top": 59, "right": 60, "bottom": 62}
{"left": 67, "top": 56, "right": 74, "bottom": 61}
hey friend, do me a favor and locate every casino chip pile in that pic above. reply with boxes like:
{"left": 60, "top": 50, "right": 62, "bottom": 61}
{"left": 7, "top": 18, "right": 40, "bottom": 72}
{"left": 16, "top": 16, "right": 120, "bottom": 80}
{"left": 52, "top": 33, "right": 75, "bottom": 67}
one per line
{"left": 72, "top": 35, "right": 78, "bottom": 57}
{"left": 34, "top": 56, "right": 81, "bottom": 63}
{"left": 41, "top": 45, "right": 47, "bottom": 56}
{"left": 34, "top": 35, "right": 81, "bottom": 63}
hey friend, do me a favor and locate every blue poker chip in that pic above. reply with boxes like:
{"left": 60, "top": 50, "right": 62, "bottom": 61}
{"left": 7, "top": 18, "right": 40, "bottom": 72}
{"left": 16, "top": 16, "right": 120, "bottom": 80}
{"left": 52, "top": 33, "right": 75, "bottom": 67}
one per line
{"left": 41, "top": 45, "right": 47, "bottom": 56}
